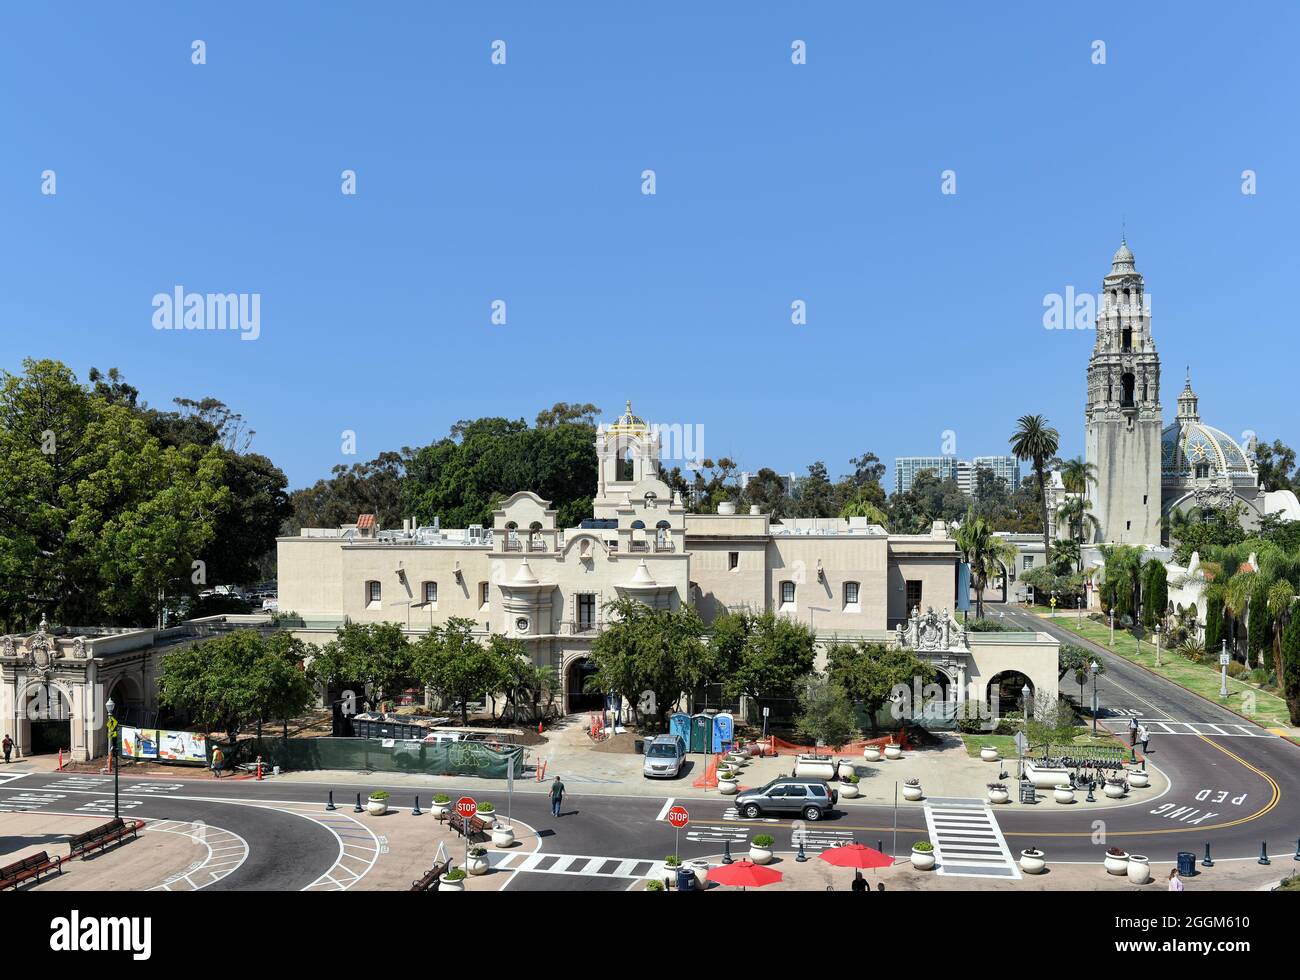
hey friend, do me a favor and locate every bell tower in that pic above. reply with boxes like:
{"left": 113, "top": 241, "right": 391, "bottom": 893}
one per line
{"left": 1084, "top": 239, "right": 1163, "bottom": 544}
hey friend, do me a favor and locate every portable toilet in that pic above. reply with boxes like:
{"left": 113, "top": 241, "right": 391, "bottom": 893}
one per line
{"left": 669, "top": 712, "right": 691, "bottom": 750}
{"left": 712, "top": 712, "right": 735, "bottom": 753}
{"left": 689, "top": 713, "right": 712, "bottom": 753}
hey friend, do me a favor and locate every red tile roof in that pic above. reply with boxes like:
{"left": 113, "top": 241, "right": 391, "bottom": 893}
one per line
{"left": 356, "top": 513, "right": 376, "bottom": 530}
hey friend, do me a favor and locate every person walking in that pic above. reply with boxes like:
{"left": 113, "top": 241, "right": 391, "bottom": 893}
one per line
{"left": 1137, "top": 723, "right": 1151, "bottom": 757}
{"left": 1128, "top": 716, "right": 1139, "bottom": 747}
{"left": 1167, "top": 868, "right": 1184, "bottom": 892}
{"left": 550, "top": 775, "right": 565, "bottom": 817}
{"left": 210, "top": 745, "right": 224, "bottom": 779}
{"left": 2, "top": 734, "right": 13, "bottom": 764}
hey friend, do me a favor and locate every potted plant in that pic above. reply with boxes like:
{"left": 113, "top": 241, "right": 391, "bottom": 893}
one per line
{"left": 718, "top": 771, "right": 740, "bottom": 795}
{"left": 665, "top": 854, "right": 682, "bottom": 869}
{"left": 902, "top": 778, "right": 923, "bottom": 802}
{"left": 439, "top": 867, "right": 467, "bottom": 891}
{"left": 688, "top": 858, "right": 711, "bottom": 890}
{"left": 1053, "top": 783, "right": 1075, "bottom": 804}
{"left": 839, "top": 773, "right": 860, "bottom": 799}
{"left": 987, "top": 781, "right": 1010, "bottom": 805}
{"left": 749, "top": 834, "right": 775, "bottom": 865}
{"left": 1103, "top": 847, "right": 1129, "bottom": 876}
{"left": 980, "top": 746, "right": 1000, "bottom": 763}
{"left": 864, "top": 744, "right": 882, "bottom": 762}
{"left": 646, "top": 878, "right": 665, "bottom": 891}
{"left": 1126, "top": 853, "right": 1151, "bottom": 884}
{"left": 883, "top": 742, "right": 903, "bottom": 760}
{"left": 366, "top": 789, "right": 390, "bottom": 816}
{"left": 467, "top": 846, "right": 490, "bottom": 876}
{"left": 1019, "top": 847, "right": 1046, "bottom": 874}
{"left": 910, "top": 840, "right": 936, "bottom": 870}
{"left": 1127, "top": 769, "right": 1150, "bottom": 789}
{"left": 476, "top": 802, "right": 497, "bottom": 828}
{"left": 431, "top": 793, "right": 452, "bottom": 818}
{"left": 491, "top": 822, "right": 515, "bottom": 848}
{"left": 1103, "top": 777, "right": 1127, "bottom": 799}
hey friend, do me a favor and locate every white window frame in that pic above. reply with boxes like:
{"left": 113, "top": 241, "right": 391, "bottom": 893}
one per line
{"left": 365, "top": 580, "right": 381, "bottom": 608}
{"left": 423, "top": 581, "right": 438, "bottom": 605}
{"left": 780, "top": 580, "right": 796, "bottom": 607}
{"left": 843, "top": 581, "right": 860, "bottom": 610}
{"left": 479, "top": 582, "right": 490, "bottom": 609}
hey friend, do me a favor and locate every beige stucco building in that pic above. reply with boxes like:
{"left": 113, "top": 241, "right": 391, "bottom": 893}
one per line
{"left": 278, "top": 404, "right": 1059, "bottom": 718}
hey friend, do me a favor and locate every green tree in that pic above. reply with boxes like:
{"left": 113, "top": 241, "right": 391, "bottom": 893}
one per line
{"left": 1008, "top": 414, "right": 1061, "bottom": 563}
{"left": 839, "top": 490, "right": 889, "bottom": 526}
{"left": 712, "top": 610, "right": 817, "bottom": 707}
{"left": 412, "top": 618, "right": 507, "bottom": 725}
{"left": 309, "top": 621, "right": 414, "bottom": 712}
{"left": 1281, "top": 610, "right": 1300, "bottom": 725}
{"left": 1024, "top": 694, "right": 1078, "bottom": 756}
{"left": 825, "top": 640, "right": 935, "bottom": 735}
{"left": 1204, "top": 584, "right": 1224, "bottom": 654}
{"left": 1142, "top": 560, "right": 1168, "bottom": 632}
{"left": 1058, "top": 456, "right": 1097, "bottom": 496}
{"left": 794, "top": 676, "right": 858, "bottom": 749}
{"left": 953, "top": 513, "right": 1016, "bottom": 619}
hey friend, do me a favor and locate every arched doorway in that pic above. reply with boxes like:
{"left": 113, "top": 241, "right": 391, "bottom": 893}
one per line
{"left": 565, "top": 657, "right": 604, "bottom": 712}
{"left": 986, "top": 671, "right": 1033, "bottom": 719}
{"left": 916, "top": 667, "right": 955, "bottom": 725}
{"left": 23, "top": 681, "right": 72, "bottom": 755}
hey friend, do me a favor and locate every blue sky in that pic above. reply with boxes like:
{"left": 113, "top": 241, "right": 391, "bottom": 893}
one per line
{"left": 3, "top": 2, "right": 1297, "bottom": 491}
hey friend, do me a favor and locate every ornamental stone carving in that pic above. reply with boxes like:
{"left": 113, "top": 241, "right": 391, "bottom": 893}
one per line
{"left": 1, "top": 635, "right": 14, "bottom": 659}
{"left": 898, "top": 606, "right": 969, "bottom": 652}
{"left": 72, "top": 636, "right": 89, "bottom": 659}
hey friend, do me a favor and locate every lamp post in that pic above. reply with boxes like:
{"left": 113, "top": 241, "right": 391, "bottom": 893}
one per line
{"left": 1078, "top": 595, "right": 1084, "bottom": 627}
{"left": 1219, "top": 639, "right": 1229, "bottom": 697}
{"left": 1155, "top": 623, "right": 1162, "bottom": 667}
{"left": 106, "top": 696, "right": 120, "bottom": 819}
{"left": 1089, "top": 660, "right": 1100, "bottom": 736}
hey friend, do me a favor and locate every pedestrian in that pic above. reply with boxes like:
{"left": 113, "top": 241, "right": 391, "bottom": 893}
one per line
{"left": 2, "top": 733, "right": 12, "bottom": 764}
{"left": 851, "top": 871, "right": 867, "bottom": 893}
{"left": 1167, "top": 868, "right": 1183, "bottom": 892}
{"left": 1128, "top": 716, "right": 1139, "bottom": 747}
{"left": 211, "top": 745, "right": 224, "bottom": 779}
{"left": 550, "top": 775, "right": 565, "bottom": 817}
{"left": 1137, "top": 723, "right": 1151, "bottom": 756}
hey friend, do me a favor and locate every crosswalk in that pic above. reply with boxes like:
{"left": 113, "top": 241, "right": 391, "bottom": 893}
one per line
{"left": 1137, "top": 720, "right": 1274, "bottom": 739}
{"left": 0, "top": 771, "right": 33, "bottom": 787}
{"left": 923, "top": 798, "right": 1020, "bottom": 879}
{"left": 720, "top": 806, "right": 777, "bottom": 823}
{"left": 489, "top": 850, "right": 658, "bottom": 880}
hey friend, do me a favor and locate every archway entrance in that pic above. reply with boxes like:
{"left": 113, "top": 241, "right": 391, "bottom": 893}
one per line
{"left": 566, "top": 657, "right": 604, "bottom": 712}
{"left": 986, "top": 671, "right": 1033, "bottom": 719}
{"left": 25, "top": 683, "right": 72, "bottom": 755}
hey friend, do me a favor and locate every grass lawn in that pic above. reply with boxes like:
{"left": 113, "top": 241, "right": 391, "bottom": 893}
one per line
{"left": 960, "top": 728, "right": 1123, "bottom": 758}
{"left": 1047, "top": 616, "right": 1295, "bottom": 731}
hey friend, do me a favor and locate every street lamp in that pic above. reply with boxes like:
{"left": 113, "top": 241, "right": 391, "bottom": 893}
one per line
{"left": 105, "top": 696, "right": 120, "bottom": 819}
{"left": 1219, "top": 639, "right": 1229, "bottom": 697}
{"left": 1089, "top": 660, "right": 1100, "bottom": 736}
{"left": 1078, "top": 595, "right": 1084, "bottom": 627}
{"left": 1155, "top": 622, "right": 1162, "bottom": 667}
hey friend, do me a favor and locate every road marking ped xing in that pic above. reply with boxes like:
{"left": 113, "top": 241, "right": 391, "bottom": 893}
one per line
{"left": 923, "top": 798, "right": 1020, "bottom": 880}
{"left": 490, "top": 851, "right": 658, "bottom": 879}
{"left": 721, "top": 807, "right": 777, "bottom": 823}
{"left": 0, "top": 771, "right": 34, "bottom": 787}
{"left": 685, "top": 824, "right": 750, "bottom": 843}
{"left": 1146, "top": 721, "right": 1274, "bottom": 738}
{"left": 0, "top": 791, "right": 65, "bottom": 812}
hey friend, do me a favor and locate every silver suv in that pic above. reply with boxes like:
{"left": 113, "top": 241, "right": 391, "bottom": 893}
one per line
{"left": 643, "top": 734, "right": 687, "bottom": 779}
{"left": 734, "top": 777, "right": 838, "bottom": 820}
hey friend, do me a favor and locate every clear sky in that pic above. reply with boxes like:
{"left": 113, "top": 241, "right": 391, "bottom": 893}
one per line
{"left": 3, "top": 2, "right": 1297, "bottom": 491}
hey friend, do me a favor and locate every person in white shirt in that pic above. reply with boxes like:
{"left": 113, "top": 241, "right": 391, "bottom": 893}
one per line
{"left": 1168, "top": 868, "right": 1184, "bottom": 891}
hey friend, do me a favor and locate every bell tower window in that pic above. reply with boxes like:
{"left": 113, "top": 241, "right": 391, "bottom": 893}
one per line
{"left": 1121, "top": 326, "right": 1132, "bottom": 352}
{"left": 1120, "top": 373, "right": 1136, "bottom": 408}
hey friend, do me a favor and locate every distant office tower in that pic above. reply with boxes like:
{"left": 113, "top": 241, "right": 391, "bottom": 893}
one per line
{"left": 894, "top": 456, "right": 962, "bottom": 495}
{"left": 895, "top": 455, "right": 1020, "bottom": 496}
{"left": 971, "top": 456, "right": 1021, "bottom": 492}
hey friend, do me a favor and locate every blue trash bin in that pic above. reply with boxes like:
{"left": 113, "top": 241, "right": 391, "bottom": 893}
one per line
{"left": 676, "top": 867, "right": 696, "bottom": 891}
{"left": 1177, "top": 851, "right": 1196, "bottom": 876}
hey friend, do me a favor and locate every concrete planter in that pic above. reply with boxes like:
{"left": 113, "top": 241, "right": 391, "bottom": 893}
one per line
{"left": 794, "top": 756, "right": 837, "bottom": 780}
{"left": 902, "top": 783, "right": 923, "bottom": 802}
{"left": 476, "top": 810, "right": 497, "bottom": 828}
{"left": 749, "top": 845, "right": 774, "bottom": 865}
{"left": 980, "top": 746, "right": 1000, "bottom": 763}
{"left": 1025, "top": 763, "right": 1071, "bottom": 789}
{"left": 366, "top": 796, "right": 389, "bottom": 816}
{"left": 1053, "top": 784, "right": 1076, "bottom": 805}
{"left": 1128, "top": 770, "right": 1150, "bottom": 788}
{"left": 987, "top": 787, "right": 1010, "bottom": 805}
{"left": 883, "top": 744, "right": 903, "bottom": 760}
{"left": 689, "top": 860, "right": 710, "bottom": 890}
{"left": 467, "top": 852, "right": 490, "bottom": 876}
{"left": 1104, "top": 851, "right": 1129, "bottom": 876}
{"left": 719, "top": 776, "right": 739, "bottom": 795}
{"left": 439, "top": 873, "right": 465, "bottom": 891}
{"left": 864, "top": 746, "right": 882, "bottom": 762}
{"left": 1126, "top": 854, "right": 1151, "bottom": 884}
{"left": 839, "top": 782, "right": 860, "bottom": 799}
{"left": 1104, "top": 780, "right": 1127, "bottom": 799}
{"left": 1020, "top": 850, "right": 1047, "bottom": 874}
{"left": 910, "top": 846, "right": 935, "bottom": 871}
{"left": 717, "top": 502, "right": 737, "bottom": 515}
{"left": 431, "top": 799, "right": 451, "bottom": 818}
{"left": 491, "top": 825, "right": 515, "bottom": 848}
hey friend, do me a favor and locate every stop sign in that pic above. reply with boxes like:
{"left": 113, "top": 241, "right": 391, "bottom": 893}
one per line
{"left": 666, "top": 805, "right": 689, "bottom": 829}
{"left": 456, "top": 796, "right": 477, "bottom": 818}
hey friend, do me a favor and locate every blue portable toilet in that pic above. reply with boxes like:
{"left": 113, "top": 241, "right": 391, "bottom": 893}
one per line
{"left": 712, "top": 712, "right": 734, "bottom": 753}
{"left": 669, "top": 712, "right": 691, "bottom": 749}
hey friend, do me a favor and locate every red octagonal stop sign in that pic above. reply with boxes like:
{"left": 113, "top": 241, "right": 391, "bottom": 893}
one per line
{"left": 456, "top": 796, "right": 478, "bottom": 818}
{"left": 666, "top": 805, "right": 689, "bottom": 829}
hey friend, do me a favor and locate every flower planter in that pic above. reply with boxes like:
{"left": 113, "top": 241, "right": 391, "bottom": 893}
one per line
{"left": 987, "top": 787, "right": 1010, "bottom": 805}
{"left": 431, "top": 799, "right": 451, "bottom": 818}
{"left": 438, "top": 873, "right": 465, "bottom": 891}
{"left": 910, "top": 846, "right": 935, "bottom": 871}
{"left": 1126, "top": 854, "right": 1151, "bottom": 885}
{"left": 491, "top": 825, "right": 515, "bottom": 848}
{"left": 689, "top": 859, "right": 710, "bottom": 890}
{"left": 863, "top": 746, "right": 882, "bottom": 762}
{"left": 466, "top": 853, "right": 490, "bottom": 876}
{"left": 1019, "top": 850, "right": 1046, "bottom": 875}
{"left": 1127, "top": 771, "right": 1149, "bottom": 789}
{"left": 883, "top": 744, "right": 903, "bottom": 760}
{"left": 749, "top": 845, "right": 774, "bottom": 865}
{"left": 839, "top": 782, "right": 860, "bottom": 799}
{"left": 476, "top": 810, "right": 497, "bottom": 829}
{"left": 980, "top": 747, "right": 1000, "bottom": 763}
{"left": 837, "top": 761, "right": 857, "bottom": 780}
{"left": 718, "top": 776, "right": 739, "bottom": 795}
{"left": 1103, "top": 850, "right": 1129, "bottom": 875}
{"left": 794, "top": 755, "right": 837, "bottom": 780}
{"left": 1025, "top": 762, "right": 1071, "bottom": 789}
{"left": 902, "top": 783, "right": 923, "bottom": 802}
{"left": 724, "top": 755, "right": 746, "bottom": 767}
{"left": 1104, "top": 781, "right": 1127, "bottom": 799}
{"left": 1053, "top": 784, "right": 1075, "bottom": 805}
{"left": 366, "top": 796, "right": 389, "bottom": 816}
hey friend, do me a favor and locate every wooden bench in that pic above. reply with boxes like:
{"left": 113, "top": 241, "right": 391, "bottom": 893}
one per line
{"left": 409, "top": 858, "right": 451, "bottom": 891}
{"left": 447, "top": 812, "right": 489, "bottom": 841}
{"left": 0, "top": 851, "right": 64, "bottom": 890}
{"left": 68, "top": 817, "right": 143, "bottom": 859}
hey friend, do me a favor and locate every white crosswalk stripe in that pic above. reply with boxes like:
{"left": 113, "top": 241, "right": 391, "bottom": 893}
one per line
{"left": 1142, "top": 721, "right": 1274, "bottom": 738}
{"left": 489, "top": 851, "right": 659, "bottom": 879}
{"left": 0, "top": 771, "right": 33, "bottom": 787}
{"left": 923, "top": 798, "right": 1020, "bottom": 879}
{"left": 720, "top": 807, "right": 777, "bottom": 823}
{"left": 686, "top": 824, "right": 750, "bottom": 843}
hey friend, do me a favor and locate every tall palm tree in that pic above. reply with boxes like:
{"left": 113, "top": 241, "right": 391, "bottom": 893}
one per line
{"left": 953, "top": 513, "right": 1018, "bottom": 620}
{"left": 839, "top": 492, "right": 889, "bottom": 528}
{"left": 1056, "top": 496, "right": 1101, "bottom": 560}
{"left": 1266, "top": 579, "right": 1294, "bottom": 689}
{"left": 1224, "top": 570, "right": 1258, "bottom": 667}
{"left": 1059, "top": 456, "right": 1097, "bottom": 496}
{"left": 1009, "top": 414, "right": 1061, "bottom": 563}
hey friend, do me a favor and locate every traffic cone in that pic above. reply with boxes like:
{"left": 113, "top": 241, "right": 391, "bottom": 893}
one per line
{"left": 412, "top": 796, "right": 422, "bottom": 816}
{"left": 326, "top": 791, "right": 336, "bottom": 811}
{"left": 538, "top": 722, "right": 544, "bottom": 735}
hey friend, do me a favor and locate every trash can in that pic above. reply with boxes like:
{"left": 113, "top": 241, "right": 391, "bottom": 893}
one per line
{"left": 1177, "top": 851, "right": 1196, "bottom": 876}
{"left": 676, "top": 867, "right": 696, "bottom": 891}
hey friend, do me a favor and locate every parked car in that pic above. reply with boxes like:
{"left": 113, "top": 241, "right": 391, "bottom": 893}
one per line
{"left": 733, "top": 777, "right": 838, "bottom": 821}
{"left": 643, "top": 734, "right": 687, "bottom": 779}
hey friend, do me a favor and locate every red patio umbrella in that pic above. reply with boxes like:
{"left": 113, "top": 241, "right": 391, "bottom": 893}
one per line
{"left": 818, "top": 843, "right": 893, "bottom": 869}
{"left": 706, "top": 860, "right": 784, "bottom": 891}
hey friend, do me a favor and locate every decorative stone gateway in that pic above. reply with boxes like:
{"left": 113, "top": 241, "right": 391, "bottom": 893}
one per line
{"left": 895, "top": 606, "right": 969, "bottom": 653}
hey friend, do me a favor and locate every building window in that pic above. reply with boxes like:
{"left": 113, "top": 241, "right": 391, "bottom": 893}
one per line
{"left": 577, "top": 593, "right": 596, "bottom": 632}
{"left": 1023, "top": 556, "right": 1034, "bottom": 570}
{"left": 423, "top": 581, "right": 437, "bottom": 604}
{"left": 844, "top": 581, "right": 860, "bottom": 608}
{"left": 366, "top": 580, "right": 381, "bottom": 607}
{"left": 729, "top": 552, "right": 739, "bottom": 571}
{"left": 479, "top": 582, "right": 490, "bottom": 608}
{"left": 1194, "top": 463, "right": 1210, "bottom": 479}
{"left": 780, "top": 581, "right": 795, "bottom": 606}
{"left": 905, "top": 580, "right": 923, "bottom": 615}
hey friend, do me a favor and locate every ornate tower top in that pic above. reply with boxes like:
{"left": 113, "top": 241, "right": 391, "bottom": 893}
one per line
{"left": 1176, "top": 371, "right": 1200, "bottom": 421}
{"left": 1087, "top": 238, "right": 1161, "bottom": 420}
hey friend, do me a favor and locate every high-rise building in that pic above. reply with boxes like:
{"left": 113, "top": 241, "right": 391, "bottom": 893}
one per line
{"left": 895, "top": 455, "right": 1019, "bottom": 496}
{"left": 971, "top": 456, "right": 1021, "bottom": 492}
{"left": 894, "top": 456, "right": 962, "bottom": 495}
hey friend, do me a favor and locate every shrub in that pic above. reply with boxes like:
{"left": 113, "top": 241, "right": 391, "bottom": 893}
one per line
{"left": 752, "top": 834, "right": 775, "bottom": 848}
{"left": 842, "top": 773, "right": 859, "bottom": 784}
{"left": 433, "top": 794, "right": 450, "bottom": 804}
{"left": 469, "top": 847, "right": 487, "bottom": 857}
{"left": 1178, "top": 639, "right": 1205, "bottom": 664}
{"left": 1226, "top": 660, "right": 1248, "bottom": 679}
{"left": 368, "top": 790, "right": 389, "bottom": 800}
{"left": 443, "top": 868, "right": 467, "bottom": 882}
{"left": 968, "top": 619, "right": 1015, "bottom": 632}
{"left": 987, "top": 782, "right": 1007, "bottom": 791}
{"left": 1107, "top": 846, "right": 1127, "bottom": 856}
{"left": 904, "top": 777, "right": 920, "bottom": 786}
{"left": 665, "top": 855, "right": 682, "bottom": 867}
{"left": 912, "top": 841, "right": 934, "bottom": 852}
{"left": 646, "top": 879, "right": 665, "bottom": 891}
{"left": 477, "top": 802, "right": 495, "bottom": 813}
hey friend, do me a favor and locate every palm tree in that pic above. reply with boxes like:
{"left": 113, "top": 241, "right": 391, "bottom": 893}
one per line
{"left": 1266, "top": 580, "right": 1294, "bottom": 689}
{"left": 1223, "top": 570, "right": 1257, "bottom": 667}
{"left": 1056, "top": 496, "right": 1101, "bottom": 560}
{"left": 953, "top": 513, "right": 1018, "bottom": 620}
{"left": 1009, "top": 414, "right": 1061, "bottom": 563}
{"left": 1059, "top": 456, "right": 1097, "bottom": 496}
{"left": 839, "top": 491, "right": 889, "bottom": 528}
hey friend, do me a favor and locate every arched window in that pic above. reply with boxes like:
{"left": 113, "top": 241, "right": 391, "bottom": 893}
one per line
{"left": 529, "top": 521, "right": 544, "bottom": 551}
{"left": 1121, "top": 326, "right": 1132, "bottom": 352}
{"left": 1120, "top": 373, "right": 1136, "bottom": 407}
{"left": 655, "top": 520, "right": 671, "bottom": 549}
{"left": 617, "top": 446, "right": 635, "bottom": 482}
{"left": 630, "top": 520, "right": 646, "bottom": 530}
{"left": 365, "top": 580, "right": 381, "bottom": 607}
